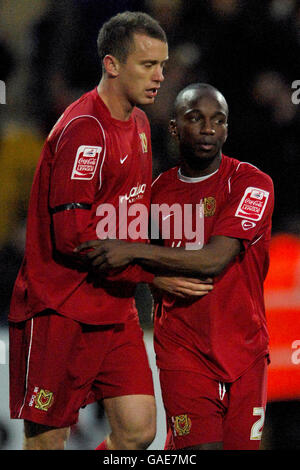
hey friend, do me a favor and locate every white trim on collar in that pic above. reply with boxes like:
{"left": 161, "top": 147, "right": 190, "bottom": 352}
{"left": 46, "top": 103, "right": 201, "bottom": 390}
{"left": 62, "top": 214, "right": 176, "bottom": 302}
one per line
{"left": 177, "top": 167, "right": 219, "bottom": 183}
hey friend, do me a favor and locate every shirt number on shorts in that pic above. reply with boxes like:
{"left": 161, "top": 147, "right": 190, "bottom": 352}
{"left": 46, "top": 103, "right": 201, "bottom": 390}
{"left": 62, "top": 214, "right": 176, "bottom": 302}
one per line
{"left": 250, "top": 407, "right": 265, "bottom": 440}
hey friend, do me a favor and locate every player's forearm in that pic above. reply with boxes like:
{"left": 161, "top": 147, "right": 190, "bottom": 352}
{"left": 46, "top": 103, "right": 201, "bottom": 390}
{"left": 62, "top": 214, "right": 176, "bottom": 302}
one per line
{"left": 131, "top": 236, "right": 242, "bottom": 277}
{"left": 131, "top": 244, "right": 222, "bottom": 277}
{"left": 74, "top": 236, "right": 242, "bottom": 277}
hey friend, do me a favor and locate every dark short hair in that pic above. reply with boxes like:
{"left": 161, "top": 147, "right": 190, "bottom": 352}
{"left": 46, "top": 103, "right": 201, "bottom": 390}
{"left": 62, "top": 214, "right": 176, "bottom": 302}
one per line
{"left": 97, "top": 11, "right": 167, "bottom": 64}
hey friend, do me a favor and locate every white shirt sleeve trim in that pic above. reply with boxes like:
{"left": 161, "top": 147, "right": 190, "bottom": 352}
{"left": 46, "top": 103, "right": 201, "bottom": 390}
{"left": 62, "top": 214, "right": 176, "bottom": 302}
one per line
{"left": 55, "top": 114, "right": 107, "bottom": 190}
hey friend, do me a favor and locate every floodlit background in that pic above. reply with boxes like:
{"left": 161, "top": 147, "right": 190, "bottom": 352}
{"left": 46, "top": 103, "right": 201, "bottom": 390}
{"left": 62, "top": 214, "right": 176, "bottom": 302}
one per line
{"left": 0, "top": 0, "right": 299, "bottom": 450}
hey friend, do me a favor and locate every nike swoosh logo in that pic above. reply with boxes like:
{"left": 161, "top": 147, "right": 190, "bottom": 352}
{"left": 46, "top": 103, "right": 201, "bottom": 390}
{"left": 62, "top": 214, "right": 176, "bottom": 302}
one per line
{"left": 120, "top": 154, "right": 128, "bottom": 164}
{"left": 241, "top": 219, "right": 256, "bottom": 230}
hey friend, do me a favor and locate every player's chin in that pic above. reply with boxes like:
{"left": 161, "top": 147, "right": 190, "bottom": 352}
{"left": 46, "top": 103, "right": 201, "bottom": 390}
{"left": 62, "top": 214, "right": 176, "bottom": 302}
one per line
{"left": 186, "top": 152, "right": 217, "bottom": 169}
{"left": 140, "top": 95, "right": 156, "bottom": 105}
{"left": 193, "top": 151, "right": 216, "bottom": 161}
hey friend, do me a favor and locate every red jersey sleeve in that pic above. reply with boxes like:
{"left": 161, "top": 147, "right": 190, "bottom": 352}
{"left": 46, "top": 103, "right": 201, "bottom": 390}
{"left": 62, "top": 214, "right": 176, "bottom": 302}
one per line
{"left": 49, "top": 116, "right": 105, "bottom": 255}
{"left": 211, "top": 166, "right": 274, "bottom": 247}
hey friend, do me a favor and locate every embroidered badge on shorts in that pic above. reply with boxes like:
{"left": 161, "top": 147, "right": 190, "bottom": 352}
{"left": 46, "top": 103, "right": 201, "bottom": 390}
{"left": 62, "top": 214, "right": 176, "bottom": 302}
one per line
{"left": 171, "top": 414, "right": 192, "bottom": 436}
{"left": 30, "top": 387, "right": 54, "bottom": 412}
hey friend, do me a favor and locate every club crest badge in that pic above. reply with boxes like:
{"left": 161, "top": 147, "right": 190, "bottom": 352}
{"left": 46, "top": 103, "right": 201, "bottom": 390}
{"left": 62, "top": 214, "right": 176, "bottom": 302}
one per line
{"left": 172, "top": 414, "right": 192, "bottom": 436}
{"left": 34, "top": 388, "right": 54, "bottom": 412}
{"left": 204, "top": 196, "right": 216, "bottom": 217}
{"left": 139, "top": 132, "right": 148, "bottom": 153}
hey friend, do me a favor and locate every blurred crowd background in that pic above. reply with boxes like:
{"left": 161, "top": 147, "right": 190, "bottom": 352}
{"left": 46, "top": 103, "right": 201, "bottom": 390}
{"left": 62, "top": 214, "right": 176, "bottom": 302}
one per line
{"left": 0, "top": 0, "right": 299, "bottom": 450}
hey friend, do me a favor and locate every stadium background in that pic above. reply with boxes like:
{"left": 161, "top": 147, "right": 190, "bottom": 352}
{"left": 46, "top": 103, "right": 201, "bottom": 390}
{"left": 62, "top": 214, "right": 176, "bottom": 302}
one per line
{"left": 0, "top": 0, "right": 299, "bottom": 449}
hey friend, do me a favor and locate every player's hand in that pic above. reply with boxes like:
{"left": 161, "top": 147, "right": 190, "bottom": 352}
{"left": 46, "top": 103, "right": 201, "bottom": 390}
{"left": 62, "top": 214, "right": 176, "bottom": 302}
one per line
{"left": 74, "top": 239, "right": 134, "bottom": 271}
{"left": 153, "top": 276, "right": 213, "bottom": 298}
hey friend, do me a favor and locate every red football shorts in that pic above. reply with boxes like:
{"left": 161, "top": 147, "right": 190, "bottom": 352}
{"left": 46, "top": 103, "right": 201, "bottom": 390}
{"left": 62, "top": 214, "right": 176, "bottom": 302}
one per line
{"left": 160, "top": 355, "right": 268, "bottom": 450}
{"left": 9, "top": 311, "right": 154, "bottom": 428}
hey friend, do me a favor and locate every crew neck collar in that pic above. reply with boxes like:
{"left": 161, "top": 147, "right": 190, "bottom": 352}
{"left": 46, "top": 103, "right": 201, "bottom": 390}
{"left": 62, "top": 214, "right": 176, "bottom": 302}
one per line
{"left": 177, "top": 167, "right": 219, "bottom": 183}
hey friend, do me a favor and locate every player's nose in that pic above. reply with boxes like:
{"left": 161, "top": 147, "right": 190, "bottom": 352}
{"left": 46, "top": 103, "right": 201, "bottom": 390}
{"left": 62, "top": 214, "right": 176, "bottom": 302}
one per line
{"left": 152, "top": 65, "right": 165, "bottom": 83}
{"left": 200, "top": 119, "right": 216, "bottom": 135}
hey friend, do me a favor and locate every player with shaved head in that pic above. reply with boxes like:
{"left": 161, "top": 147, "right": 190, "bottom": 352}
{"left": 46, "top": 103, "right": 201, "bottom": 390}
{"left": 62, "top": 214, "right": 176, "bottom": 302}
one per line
{"left": 77, "top": 83, "right": 274, "bottom": 450}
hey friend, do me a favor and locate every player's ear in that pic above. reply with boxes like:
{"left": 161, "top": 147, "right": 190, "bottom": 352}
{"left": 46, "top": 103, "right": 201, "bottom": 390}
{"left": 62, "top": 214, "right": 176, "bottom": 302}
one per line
{"left": 169, "top": 119, "right": 178, "bottom": 139}
{"left": 103, "top": 55, "right": 120, "bottom": 77}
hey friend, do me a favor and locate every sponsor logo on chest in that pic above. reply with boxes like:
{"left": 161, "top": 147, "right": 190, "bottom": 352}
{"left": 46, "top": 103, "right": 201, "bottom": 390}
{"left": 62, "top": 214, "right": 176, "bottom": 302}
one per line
{"left": 119, "top": 183, "right": 147, "bottom": 204}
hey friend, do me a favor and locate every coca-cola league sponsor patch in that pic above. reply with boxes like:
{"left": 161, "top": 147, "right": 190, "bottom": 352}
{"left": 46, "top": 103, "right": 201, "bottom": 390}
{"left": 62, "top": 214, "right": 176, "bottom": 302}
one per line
{"left": 235, "top": 187, "right": 269, "bottom": 221}
{"left": 71, "top": 145, "right": 102, "bottom": 180}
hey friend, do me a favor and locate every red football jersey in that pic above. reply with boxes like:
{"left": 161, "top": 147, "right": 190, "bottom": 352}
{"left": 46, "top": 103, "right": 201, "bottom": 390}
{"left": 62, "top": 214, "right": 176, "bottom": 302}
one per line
{"left": 151, "top": 155, "right": 274, "bottom": 382}
{"left": 10, "top": 88, "right": 153, "bottom": 324}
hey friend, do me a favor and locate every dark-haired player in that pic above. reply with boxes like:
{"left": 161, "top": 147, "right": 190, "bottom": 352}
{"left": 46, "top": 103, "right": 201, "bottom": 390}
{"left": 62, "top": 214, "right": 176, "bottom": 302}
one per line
{"left": 77, "top": 83, "right": 274, "bottom": 450}
{"left": 9, "top": 11, "right": 169, "bottom": 450}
